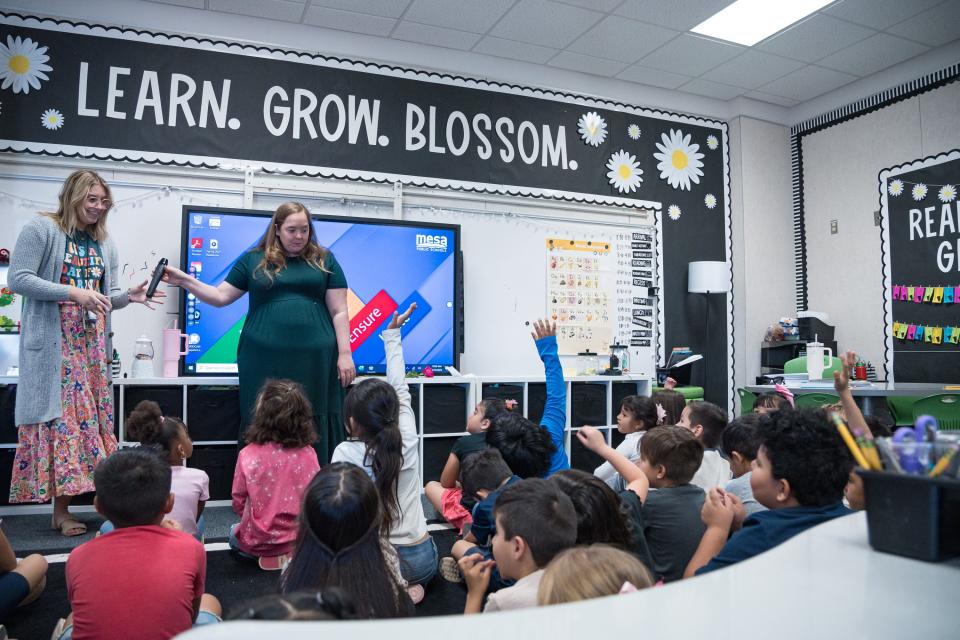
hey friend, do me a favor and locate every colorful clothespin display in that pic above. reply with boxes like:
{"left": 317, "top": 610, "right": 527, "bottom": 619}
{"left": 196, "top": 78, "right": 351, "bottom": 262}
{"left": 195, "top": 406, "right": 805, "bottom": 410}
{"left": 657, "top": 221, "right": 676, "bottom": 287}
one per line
{"left": 946, "top": 287, "right": 956, "bottom": 304}
{"left": 907, "top": 324, "right": 917, "bottom": 340}
{"left": 944, "top": 327, "right": 953, "bottom": 343}
{"left": 954, "top": 286, "right": 960, "bottom": 303}
{"left": 914, "top": 286, "right": 925, "bottom": 302}
{"left": 951, "top": 327, "right": 960, "bottom": 344}
{"left": 915, "top": 325, "right": 925, "bottom": 341}
{"left": 907, "top": 286, "right": 916, "bottom": 301}
{"left": 932, "top": 326, "right": 943, "bottom": 344}
{"left": 933, "top": 287, "right": 944, "bottom": 303}
{"left": 922, "top": 287, "right": 933, "bottom": 303}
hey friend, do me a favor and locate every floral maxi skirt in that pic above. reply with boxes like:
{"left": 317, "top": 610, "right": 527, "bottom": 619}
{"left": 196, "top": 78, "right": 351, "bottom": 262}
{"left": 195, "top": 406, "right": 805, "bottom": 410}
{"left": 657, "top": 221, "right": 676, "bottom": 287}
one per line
{"left": 9, "top": 305, "right": 118, "bottom": 503}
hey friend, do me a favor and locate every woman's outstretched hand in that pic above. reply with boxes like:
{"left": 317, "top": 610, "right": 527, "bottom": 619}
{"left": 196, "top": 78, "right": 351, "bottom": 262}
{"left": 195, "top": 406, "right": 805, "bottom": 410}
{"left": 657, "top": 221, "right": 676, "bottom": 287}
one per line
{"left": 128, "top": 280, "right": 166, "bottom": 310}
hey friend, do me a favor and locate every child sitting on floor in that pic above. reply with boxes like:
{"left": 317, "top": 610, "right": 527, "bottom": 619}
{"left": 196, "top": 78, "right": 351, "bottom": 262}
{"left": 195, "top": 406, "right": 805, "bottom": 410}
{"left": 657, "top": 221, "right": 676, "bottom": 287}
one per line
{"left": 684, "top": 408, "right": 854, "bottom": 577}
{"left": 652, "top": 388, "right": 686, "bottom": 426}
{"left": 679, "top": 401, "right": 731, "bottom": 491}
{"left": 113, "top": 400, "right": 209, "bottom": 540}
{"left": 0, "top": 524, "right": 47, "bottom": 623}
{"left": 55, "top": 448, "right": 221, "bottom": 639}
{"left": 593, "top": 395, "right": 658, "bottom": 489}
{"left": 721, "top": 413, "right": 766, "bottom": 517}
{"left": 537, "top": 545, "right": 653, "bottom": 605}
{"left": 753, "top": 388, "right": 793, "bottom": 413}
{"left": 231, "top": 379, "right": 320, "bottom": 570}
{"left": 578, "top": 424, "right": 705, "bottom": 582}
{"left": 459, "top": 478, "right": 577, "bottom": 613}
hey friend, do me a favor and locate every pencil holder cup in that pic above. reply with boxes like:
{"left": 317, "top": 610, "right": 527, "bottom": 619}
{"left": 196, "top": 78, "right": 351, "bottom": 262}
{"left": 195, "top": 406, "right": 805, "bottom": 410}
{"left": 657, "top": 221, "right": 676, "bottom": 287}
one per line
{"left": 859, "top": 470, "right": 960, "bottom": 562}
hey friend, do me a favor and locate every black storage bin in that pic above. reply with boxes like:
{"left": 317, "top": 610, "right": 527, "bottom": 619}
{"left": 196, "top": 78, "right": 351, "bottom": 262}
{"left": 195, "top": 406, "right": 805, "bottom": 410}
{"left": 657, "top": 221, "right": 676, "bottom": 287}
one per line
{"left": 0, "top": 384, "right": 17, "bottom": 444}
{"left": 481, "top": 383, "right": 525, "bottom": 416}
{"left": 570, "top": 428, "right": 604, "bottom": 473}
{"left": 190, "top": 445, "right": 240, "bottom": 502}
{"left": 860, "top": 470, "right": 960, "bottom": 561}
{"left": 422, "top": 385, "right": 466, "bottom": 434}
{"left": 612, "top": 382, "right": 640, "bottom": 415}
{"left": 571, "top": 382, "right": 606, "bottom": 428}
{"left": 124, "top": 386, "right": 184, "bottom": 422}
{"left": 798, "top": 316, "right": 835, "bottom": 343}
{"left": 423, "top": 436, "right": 459, "bottom": 484}
{"left": 527, "top": 383, "right": 547, "bottom": 424}
{"left": 410, "top": 385, "right": 420, "bottom": 428}
{"left": 187, "top": 386, "right": 242, "bottom": 442}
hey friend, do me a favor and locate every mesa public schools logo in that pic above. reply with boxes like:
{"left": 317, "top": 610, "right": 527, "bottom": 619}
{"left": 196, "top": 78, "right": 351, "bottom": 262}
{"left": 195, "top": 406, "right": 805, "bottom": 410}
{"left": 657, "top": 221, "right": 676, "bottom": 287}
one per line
{"left": 415, "top": 234, "right": 448, "bottom": 252}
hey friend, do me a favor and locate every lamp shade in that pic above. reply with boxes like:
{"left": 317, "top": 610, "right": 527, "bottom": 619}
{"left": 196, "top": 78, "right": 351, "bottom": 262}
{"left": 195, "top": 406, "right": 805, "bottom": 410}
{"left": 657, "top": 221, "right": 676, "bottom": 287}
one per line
{"left": 688, "top": 261, "right": 730, "bottom": 294}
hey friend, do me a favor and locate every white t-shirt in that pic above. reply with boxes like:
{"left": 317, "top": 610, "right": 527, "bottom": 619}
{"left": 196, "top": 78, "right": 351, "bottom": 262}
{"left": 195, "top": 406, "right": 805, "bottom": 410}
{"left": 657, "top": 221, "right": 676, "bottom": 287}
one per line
{"left": 594, "top": 431, "right": 644, "bottom": 489}
{"left": 169, "top": 465, "right": 210, "bottom": 537}
{"left": 332, "top": 329, "right": 428, "bottom": 545}
{"left": 690, "top": 449, "right": 732, "bottom": 492}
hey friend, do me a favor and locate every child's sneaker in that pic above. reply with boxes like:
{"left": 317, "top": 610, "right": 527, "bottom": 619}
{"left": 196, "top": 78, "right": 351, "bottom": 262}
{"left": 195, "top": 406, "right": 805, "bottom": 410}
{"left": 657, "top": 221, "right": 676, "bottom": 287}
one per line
{"left": 439, "top": 556, "right": 463, "bottom": 583}
{"left": 258, "top": 554, "right": 290, "bottom": 571}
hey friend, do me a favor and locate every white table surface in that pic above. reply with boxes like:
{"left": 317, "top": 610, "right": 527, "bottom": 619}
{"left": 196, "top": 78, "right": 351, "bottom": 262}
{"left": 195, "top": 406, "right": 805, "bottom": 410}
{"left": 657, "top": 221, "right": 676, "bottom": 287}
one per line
{"left": 182, "top": 512, "right": 960, "bottom": 640}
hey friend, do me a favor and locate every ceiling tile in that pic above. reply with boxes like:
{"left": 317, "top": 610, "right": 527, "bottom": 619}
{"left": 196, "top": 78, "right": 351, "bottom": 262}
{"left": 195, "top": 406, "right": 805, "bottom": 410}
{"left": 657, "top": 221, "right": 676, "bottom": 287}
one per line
{"left": 391, "top": 21, "right": 482, "bottom": 50}
{"left": 637, "top": 34, "right": 743, "bottom": 77}
{"left": 472, "top": 36, "right": 558, "bottom": 64}
{"left": 705, "top": 50, "right": 805, "bottom": 90}
{"left": 567, "top": 15, "right": 678, "bottom": 63}
{"left": 743, "top": 91, "right": 800, "bottom": 107}
{"left": 403, "top": 0, "right": 515, "bottom": 34}
{"left": 757, "top": 13, "right": 875, "bottom": 62}
{"left": 817, "top": 32, "right": 929, "bottom": 77}
{"left": 823, "top": 0, "right": 943, "bottom": 30}
{"left": 302, "top": 5, "right": 396, "bottom": 36}
{"left": 306, "top": 0, "right": 412, "bottom": 19}
{"left": 208, "top": 0, "right": 305, "bottom": 22}
{"left": 758, "top": 65, "right": 858, "bottom": 101}
{"left": 615, "top": 0, "right": 736, "bottom": 31}
{"left": 678, "top": 78, "right": 745, "bottom": 101}
{"left": 615, "top": 64, "right": 692, "bottom": 89}
{"left": 555, "top": 0, "right": 623, "bottom": 11}
{"left": 490, "top": 0, "right": 604, "bottom": 48}
{"left": 887, "top": 0, "right": 960, "bottom": 48}
{"left": 547, "top": 51, "right": 629, "bottom": 77}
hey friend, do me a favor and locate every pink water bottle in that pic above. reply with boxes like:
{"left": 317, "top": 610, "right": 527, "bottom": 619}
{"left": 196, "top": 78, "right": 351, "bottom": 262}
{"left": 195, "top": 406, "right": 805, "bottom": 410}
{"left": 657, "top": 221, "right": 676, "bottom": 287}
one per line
{"left": 162, "top": 321, "right": 188, "bottom": 378}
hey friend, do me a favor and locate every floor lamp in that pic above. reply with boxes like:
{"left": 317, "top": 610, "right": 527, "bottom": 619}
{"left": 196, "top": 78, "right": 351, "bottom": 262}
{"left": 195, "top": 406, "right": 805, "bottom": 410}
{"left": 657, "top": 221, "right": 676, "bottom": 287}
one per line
{"left": 688, "top": 261, "right": 730, "bottom": 398}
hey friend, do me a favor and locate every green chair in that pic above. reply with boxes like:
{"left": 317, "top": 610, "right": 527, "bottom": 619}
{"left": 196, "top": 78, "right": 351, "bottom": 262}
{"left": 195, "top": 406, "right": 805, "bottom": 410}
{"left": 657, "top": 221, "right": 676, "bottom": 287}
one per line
{"left": 886, "top": 396, "right": 922, "bottom": 427}
{"left": 794, "top": 392, "right": 840, "bottom": 408}
{"left": 912, "top": 394, "right": 960, "bottom": 430}
{"left": 784, "top": 356, "right": 843, "bottom": 377}
{"left": 737, "top": 388, "right": 757, "bottom": 415}
{"left": 652, "top": 386, "right": 704, "bottom": 402}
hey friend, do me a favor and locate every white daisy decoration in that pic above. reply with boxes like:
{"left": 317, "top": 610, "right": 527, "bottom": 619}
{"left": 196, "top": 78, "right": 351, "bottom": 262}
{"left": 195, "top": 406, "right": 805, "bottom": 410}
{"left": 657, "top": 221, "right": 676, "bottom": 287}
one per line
{"left": 653, "top": 129, "right": 705, "bottom": 191}
{"left": 667, "top": 204, "right": 682, "bottom": 221}
{"left": 888, "top": 179, "right": 904, "bottom": 196}
{"left": 578, "top": 111, "right": 607, "bottom": 147}
{"left": 912, "top": 183, "right": 928, "bottom": 201}
{"left": 0, "top": 35, "right": 52, "bottom": 94}
{"left": 704, "top": 193, "right": 717, "bottom": 209}
{"left": 606, "top": 150, "right": 643, "bottom": 194}
{"left": 938, "top": 185, "right": 957, "bottom": 203}
{"left": 706, "top": 135, "right": 719, "bottom": 150}
{"left": 627, "top": 124, "right": 641, "bottom": 140}
{"left": 40, "top": 108, "right": 64, "bottom": 130}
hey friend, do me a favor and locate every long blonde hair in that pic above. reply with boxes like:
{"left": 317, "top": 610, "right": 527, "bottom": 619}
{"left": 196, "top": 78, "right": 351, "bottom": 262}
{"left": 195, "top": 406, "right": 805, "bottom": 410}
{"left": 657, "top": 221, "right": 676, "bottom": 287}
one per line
{"left": 47, "top": 170, "right": 113, "bottom": 242}
{"left": 537, "top": 545, "right": 654, "bottom": 605}
{"left": 253, "top": 202, "right": 329, "bottom": 284}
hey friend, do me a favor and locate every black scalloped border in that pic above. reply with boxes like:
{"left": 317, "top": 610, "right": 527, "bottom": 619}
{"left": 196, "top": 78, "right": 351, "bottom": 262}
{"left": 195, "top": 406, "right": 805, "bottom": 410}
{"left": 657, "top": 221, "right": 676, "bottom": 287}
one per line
{"left": 876, "top": 147, "right": 960, "bottom": 382}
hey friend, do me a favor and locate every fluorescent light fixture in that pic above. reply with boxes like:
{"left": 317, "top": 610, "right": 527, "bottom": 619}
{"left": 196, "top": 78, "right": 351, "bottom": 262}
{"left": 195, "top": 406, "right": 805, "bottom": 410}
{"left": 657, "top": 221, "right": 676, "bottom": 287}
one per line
{"left": 691, "top": 0, "right": 834, "bottom": 46}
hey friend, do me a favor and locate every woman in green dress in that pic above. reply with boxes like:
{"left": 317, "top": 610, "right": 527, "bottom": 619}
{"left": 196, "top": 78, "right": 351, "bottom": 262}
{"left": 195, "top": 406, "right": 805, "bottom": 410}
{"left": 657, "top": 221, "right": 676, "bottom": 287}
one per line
{"left": 162, "top": 202, "right": 355, "bottom": 463}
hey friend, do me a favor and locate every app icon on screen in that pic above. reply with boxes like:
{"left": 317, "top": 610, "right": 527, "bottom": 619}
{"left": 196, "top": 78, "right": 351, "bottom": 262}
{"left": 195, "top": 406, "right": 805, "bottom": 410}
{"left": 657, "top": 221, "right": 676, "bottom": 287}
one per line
{"left": 192, "top": 215, "right": 203, "bottom": 226}
{"left": 191, "top": 238, "right": 203, "bottom": 249}
{"left": 209, "top": 217, "right": 221, "bottom": 229}
{"left": 190, "top": 261, "right": 202, "bottom": 273}
{"left": 189, "top": 333, "right": 200, "bottom": 344}
{"left": 209, "top": 239, "right": 219, "bottom": 250}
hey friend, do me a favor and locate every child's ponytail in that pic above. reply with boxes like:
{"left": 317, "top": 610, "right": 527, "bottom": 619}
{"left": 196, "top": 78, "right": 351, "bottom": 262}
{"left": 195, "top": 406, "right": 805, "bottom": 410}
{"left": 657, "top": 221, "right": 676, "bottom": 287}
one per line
{"left": 125, "top": 399, "right": 184, "bottom": 456}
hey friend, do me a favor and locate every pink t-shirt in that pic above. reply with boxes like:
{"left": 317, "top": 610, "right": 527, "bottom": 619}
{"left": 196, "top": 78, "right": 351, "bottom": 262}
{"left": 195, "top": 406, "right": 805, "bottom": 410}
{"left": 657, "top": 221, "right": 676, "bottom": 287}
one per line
{"left": 66, "top": 525, "right": 205, "bottom": 640}
{"left": 170, "top": 465, "right": 210, "bottom": 537}
{"left": 231, "top": 442, "right": 320, "bottom": 556}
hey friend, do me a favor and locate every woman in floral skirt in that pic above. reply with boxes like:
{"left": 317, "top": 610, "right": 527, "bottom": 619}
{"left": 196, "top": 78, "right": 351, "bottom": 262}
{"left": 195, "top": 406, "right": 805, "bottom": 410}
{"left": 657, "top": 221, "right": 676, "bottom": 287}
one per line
{"left": 8, "top": 169, "right": 161, "bottom": 535}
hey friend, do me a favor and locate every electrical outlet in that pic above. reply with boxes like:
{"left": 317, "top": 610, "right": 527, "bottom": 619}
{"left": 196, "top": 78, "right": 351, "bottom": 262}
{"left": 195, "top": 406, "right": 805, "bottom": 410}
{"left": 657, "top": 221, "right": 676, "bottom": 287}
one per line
{"left": 874, "top": 210, "right": 882, "bottom": 226}
{"left": 830, "top": 219, "right": 838, "bottom": 234}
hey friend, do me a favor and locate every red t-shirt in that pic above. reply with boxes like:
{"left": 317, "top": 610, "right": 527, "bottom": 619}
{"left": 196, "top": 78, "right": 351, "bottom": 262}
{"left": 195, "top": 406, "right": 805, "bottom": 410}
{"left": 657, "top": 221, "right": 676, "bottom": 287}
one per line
{"left": 66, "top": 525, "right": 206, "bottom": 640}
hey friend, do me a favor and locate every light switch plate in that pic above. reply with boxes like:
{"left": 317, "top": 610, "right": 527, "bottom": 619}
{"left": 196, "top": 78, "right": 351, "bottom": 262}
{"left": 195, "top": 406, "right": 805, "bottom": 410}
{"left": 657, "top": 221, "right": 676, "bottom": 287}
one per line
{"left": 830, "top": 220, "right": 838, "bottom": 234}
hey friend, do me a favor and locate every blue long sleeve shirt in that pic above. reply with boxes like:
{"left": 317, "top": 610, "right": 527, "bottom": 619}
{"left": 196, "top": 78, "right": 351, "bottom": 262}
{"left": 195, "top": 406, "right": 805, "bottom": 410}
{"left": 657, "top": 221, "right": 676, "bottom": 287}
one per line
{"left": 538, "top": 335, "right": 569, "bottom": 476}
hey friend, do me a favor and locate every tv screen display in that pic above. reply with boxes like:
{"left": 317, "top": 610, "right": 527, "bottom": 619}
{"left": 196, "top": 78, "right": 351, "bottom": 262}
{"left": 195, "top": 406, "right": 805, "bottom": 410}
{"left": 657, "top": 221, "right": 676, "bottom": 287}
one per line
{"left": 180, "top": 207, "right": 460, "bottom": 375}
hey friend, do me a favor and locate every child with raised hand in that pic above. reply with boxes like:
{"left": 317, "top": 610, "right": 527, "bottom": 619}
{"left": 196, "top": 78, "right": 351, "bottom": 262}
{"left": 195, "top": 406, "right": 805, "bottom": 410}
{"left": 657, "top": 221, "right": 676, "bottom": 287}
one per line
{"left": 684, "top": 408, "right": 854, "bottom": 577}
{"left": 280, "top": 462, "right": 414, "bottom": 618}
{"left": 55, "top": 448, "right": 221, "bottom": 639}
{"left": 593, "top": 395, "right": 658, "bottom": 488}
{"left": 459, "top": 478, "right": 577, "bottom": 614}
{"left": 652, "top": 389, "right": 686, "bottom": 426}
{"left": 119, "top": 400, "right": 208, "bottom": 540}
{"left": 678, "top": 401, "right": 731, "bottom": 491}
{"left": 424, "top": 397, "right": 515, "bottom": 533}
{"left": 484, "top": 318, "right": 568, "bottom": 478}
{"left": 832, "top": 350, "right": 872, "bottom": 510}
{"left": 577, "top": 424, "right": 705, "bottom": 582}
{"left": 231, "top": 379, "right": 320, "bottom": 570}
{"left": 721, "top": 413, "right": 766, "bottom": 517}
{"left": 332, "top": 304, "right": 438, "bottom": 591}
{"left": 537, "top": 545, "right": 653, "bottom": 606}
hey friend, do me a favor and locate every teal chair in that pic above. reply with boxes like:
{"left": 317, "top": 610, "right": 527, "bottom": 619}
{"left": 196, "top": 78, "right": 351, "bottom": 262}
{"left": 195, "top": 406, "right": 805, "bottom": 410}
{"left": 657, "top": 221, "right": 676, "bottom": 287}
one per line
{"left": 886, "top": 396, "right": 921, "bottom": 427}
{"left": 795, "top": 392, "right": 840, "bottom": 408}
{"left": 737, "top": 388, "right": 757, "bottom": 415}
{"left": 784, "top": 356, "right": 843, "bottom": 377}
{"left": 912, "top": 394, "right": 960, "bottom": 430}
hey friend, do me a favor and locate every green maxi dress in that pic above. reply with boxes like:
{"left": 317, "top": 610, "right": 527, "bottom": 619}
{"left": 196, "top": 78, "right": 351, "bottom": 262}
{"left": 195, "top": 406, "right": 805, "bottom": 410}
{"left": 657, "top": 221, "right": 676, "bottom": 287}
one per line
{"left": 225, "top": 250, "right": 348, "bottom": 464}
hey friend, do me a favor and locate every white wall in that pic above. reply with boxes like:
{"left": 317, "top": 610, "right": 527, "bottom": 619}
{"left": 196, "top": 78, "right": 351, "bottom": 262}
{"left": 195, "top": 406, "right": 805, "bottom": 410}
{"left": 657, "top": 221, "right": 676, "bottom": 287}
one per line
{"left": 802, "top": 80, "right": 960, "bottom": 372}
{"left": 729, "top": 117, "right": 796, "bottom": 402}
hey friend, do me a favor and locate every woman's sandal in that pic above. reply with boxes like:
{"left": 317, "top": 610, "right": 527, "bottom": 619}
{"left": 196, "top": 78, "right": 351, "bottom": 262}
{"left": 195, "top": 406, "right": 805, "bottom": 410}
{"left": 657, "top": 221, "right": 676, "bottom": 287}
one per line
{"left": 52, "top": 516, "right": 87, "bottom": 537}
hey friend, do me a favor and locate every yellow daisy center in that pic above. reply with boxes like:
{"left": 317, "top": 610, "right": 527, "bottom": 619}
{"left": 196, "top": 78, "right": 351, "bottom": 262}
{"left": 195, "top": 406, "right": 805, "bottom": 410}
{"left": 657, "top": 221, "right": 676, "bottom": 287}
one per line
{"left": 9, "top": 55, "right": 30, "bottom": 74}
{"left": 618, "top": 164, "right": 632, "bottom": 179}
{"left": 671, "top": 149, "right": 688, "bottom": 170}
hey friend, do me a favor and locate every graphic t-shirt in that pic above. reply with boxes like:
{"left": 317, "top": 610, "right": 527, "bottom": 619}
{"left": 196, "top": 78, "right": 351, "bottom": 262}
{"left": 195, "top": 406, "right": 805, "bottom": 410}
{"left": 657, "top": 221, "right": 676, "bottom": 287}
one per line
{"left": 60, "top": 232, "right": 104, "bottom": 290}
